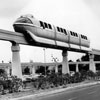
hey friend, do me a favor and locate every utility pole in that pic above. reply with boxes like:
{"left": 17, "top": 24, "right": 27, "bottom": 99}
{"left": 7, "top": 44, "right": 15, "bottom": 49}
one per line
{"left": 43, "top": 48, "right": 46, "bottom": 76}
{"left": 51, "top": 54, "right": 59, "bottom": 73}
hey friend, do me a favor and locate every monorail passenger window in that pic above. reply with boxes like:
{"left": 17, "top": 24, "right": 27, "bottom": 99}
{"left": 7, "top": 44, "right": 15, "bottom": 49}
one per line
{"left": 70, "top": 31, "right": 73, "bottom": 36}
{"left": 60, "top": 28, "right": 67, "bottom": 35}
{"left": 73, "top": 32, "right": 76, "bottom": 36}
{"left": 44, "top": 22, "right": 48, "bottom": 28}
{"left": 84, "top": 36, "right": 86, "bottom": 39}
{"left": 40, "top": 21, "right": 45, "bottom": 28}
{"left": 70, "top": 31, "right": 78, "bottom": 37}
{"left": 57, "top": 27, "right": 60, "bottom": 32}
{"left": 48, "top": 24, "right": 52, "bottom": 29}
{"left": 75, "top": 33, "right": 78, "bottom": 37}
{"left": 81, "top": 35, "right": 87, "bottom": 40}
{"left": 60, "top": 28, "right": 63, "bottom": 33}
{"left": 63, "top": 29, "right": 67, "bottom": 35}
{"left": 57, "top": 27, "right": 67, "bottom": 35}
{"left": 85, "top": 36, "right": 87, "bottom": 40}
{"left": 81, "top": 35, "right": 83, "bottom": 38}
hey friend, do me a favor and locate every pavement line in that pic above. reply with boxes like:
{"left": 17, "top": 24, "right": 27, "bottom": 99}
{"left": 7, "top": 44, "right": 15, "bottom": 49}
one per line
{"left": 10, "top": 82, "right": 100, "bottom": 100}
{"left": 88, "top": 91, "right": 97, "bottom": 95}
{"left": 68, "top": 97, "right": 77, "bottom": 100}
{"left": 60, "top": 84, "right": 99, "bottom": 95}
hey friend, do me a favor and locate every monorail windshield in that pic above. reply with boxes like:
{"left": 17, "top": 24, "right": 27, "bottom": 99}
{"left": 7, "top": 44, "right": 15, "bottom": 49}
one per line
{"left": 15, "top": 18, "right": 33, "bottom": 24}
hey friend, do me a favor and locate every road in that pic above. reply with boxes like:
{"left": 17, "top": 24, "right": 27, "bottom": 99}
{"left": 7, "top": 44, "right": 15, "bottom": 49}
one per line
{"left": 18, "top": 83, "right": 100, "bottom": 100}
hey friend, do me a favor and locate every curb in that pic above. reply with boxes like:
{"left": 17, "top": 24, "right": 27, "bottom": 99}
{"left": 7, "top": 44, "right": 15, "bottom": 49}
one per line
{"left": 10, "top": 81, "right": 100, "bottom": 100}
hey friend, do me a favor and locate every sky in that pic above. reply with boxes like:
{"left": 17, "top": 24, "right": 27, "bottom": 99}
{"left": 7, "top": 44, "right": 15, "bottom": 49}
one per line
{"left": 0, "top": 0, "right": 100, "bottom": 63}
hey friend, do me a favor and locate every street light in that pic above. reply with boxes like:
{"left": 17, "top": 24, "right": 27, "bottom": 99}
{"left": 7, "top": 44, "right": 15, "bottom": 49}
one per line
{"left": 43, "top": 48, "right": 46, "bottom": 76}
{"left": 51, "top": 54, "right": 59, "bottom": 73}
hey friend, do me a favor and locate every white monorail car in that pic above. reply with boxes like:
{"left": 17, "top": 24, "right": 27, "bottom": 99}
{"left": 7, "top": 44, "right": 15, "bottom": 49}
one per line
{"left": 13, "top": 14, "right": 90, "bottom": 51}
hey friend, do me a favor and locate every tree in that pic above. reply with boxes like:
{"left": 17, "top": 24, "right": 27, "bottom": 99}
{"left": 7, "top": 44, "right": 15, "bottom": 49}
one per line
{"left": 73, "top": 72, "right": 81, "bottom": 83}
{"left": 24, "top": 67, "right": 30, "bottom": 75}
{"left": 76, "top": 59, "right": 80, "bottom": 62}
{"left": 80, "top": 70, "right": 87, "bottom": 81}
{"left": 96, "top": 71, "right": 100, "bottom": 76}
{"left": 81, "top": 54, "right": 100, "bottom": 61}
{"left": 68, "top": 60, "right": 73, "bottom": 62}
{"left": 94, "top": 55, "right": 100, "bottom": 61}
{"left": 36, "top": 66, "right": 45, "bottom": 75}
{"left": 0, "top": 69, "right": 6, "bottom": 75}
{"left": 87, "top": 70, "right": 95, "bottom": 79}
{"left": 81, "top": 54, "right": 89, "bottom": 61}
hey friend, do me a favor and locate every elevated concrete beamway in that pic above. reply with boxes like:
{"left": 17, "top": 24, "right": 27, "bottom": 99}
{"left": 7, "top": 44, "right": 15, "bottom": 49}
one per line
{"left": 90, "top": 49, "right": 100, "bottom": 55}
{"left": 0, "top": 29, "right": 91, "bottom": 52}
{"left": 0, "top": 29, "right": 28, "bottom": 45}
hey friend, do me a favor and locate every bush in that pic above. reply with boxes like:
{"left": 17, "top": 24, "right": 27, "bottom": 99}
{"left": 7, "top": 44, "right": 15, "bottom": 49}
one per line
{"left": 0, "top": 75, "right": 23, "bottom": 94}
{"left": 86, "top": 70, "right": 95, "bottom": 80}
{"left": 0, "top": 69, "right": 98, "bottom": 94}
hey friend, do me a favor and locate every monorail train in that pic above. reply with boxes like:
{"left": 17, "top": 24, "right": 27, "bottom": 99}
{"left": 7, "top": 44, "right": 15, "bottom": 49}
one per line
{"left": 13, "top": 14, "right": 90, "bottom": 52}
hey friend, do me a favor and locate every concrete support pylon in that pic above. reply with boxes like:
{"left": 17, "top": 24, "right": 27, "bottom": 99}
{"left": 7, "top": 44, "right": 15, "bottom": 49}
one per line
{"left": 62, "top": 50, "right": 69, "bottom": 74}
{"left": 55, "top": 65, "right": 58, "bottom": 73}
{"left": 32, "top": 66, "right": 35, "bottom": 75}
{"left": 11, "top": 43, "right": 22, "bottom": 79}
{"left": 76, "top": 63, "right": 79, "bottom": 72}
{"left": 89, "top": 54, "right": 96, "bottom": 73}
{"left": 6, "top": 67, "right": 10, "bottom": 76}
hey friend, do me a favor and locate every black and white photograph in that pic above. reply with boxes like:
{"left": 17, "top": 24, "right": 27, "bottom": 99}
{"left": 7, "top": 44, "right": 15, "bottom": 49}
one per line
{"left": 0, "top": 0, "right": 100, "bottom": 100}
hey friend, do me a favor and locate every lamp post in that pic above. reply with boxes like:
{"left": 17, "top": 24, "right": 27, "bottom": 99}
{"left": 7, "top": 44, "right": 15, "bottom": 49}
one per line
{"left": 43, "top": 48, "right": 46, "bottom": 76}
{"left": 51, "top": 54, "right": 59, "bottom": 73}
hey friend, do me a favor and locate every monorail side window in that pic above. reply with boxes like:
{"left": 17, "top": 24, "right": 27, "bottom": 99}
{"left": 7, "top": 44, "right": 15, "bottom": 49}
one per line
{"left": 81, "top": 35, "right": 83, "bottom": 38}
{"left": 70, "top": 31, "right": 73, "bottom": 36}
{"left": 75, "top": 33, "right": 78, "bottom": 37}
{"left": 81, "top": 35, "right": 87, "bottom": 40}
{"left": 57, "top": 27, "right": 60, "bottom": 32}
{"left": 63, "top": 29, "right": 67, "bottom": 35}
{"left": 40, "top": 21, "right": 45, "bottom": 28}
{"left": 44, "top": 22, "right": 48, "bottom": 28}
{"left": 73, "top": 32, "right": 75, "bottom": 36}
{"left": 85, "top": 36, "right": 87, "bottom": 40}
{"left": 70, "top": 31, "right": 78, "bottom": 37}
{"left": 48, "top": 24, "right": 52, "bottom": 29}
{"left": 60, "top": 28, "right": 63, "bottom": 33}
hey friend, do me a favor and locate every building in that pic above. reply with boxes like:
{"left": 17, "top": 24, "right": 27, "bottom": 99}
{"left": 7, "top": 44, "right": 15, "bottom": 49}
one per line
{"left": 0, "top": 61, "right": 100, "bottom": 76}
